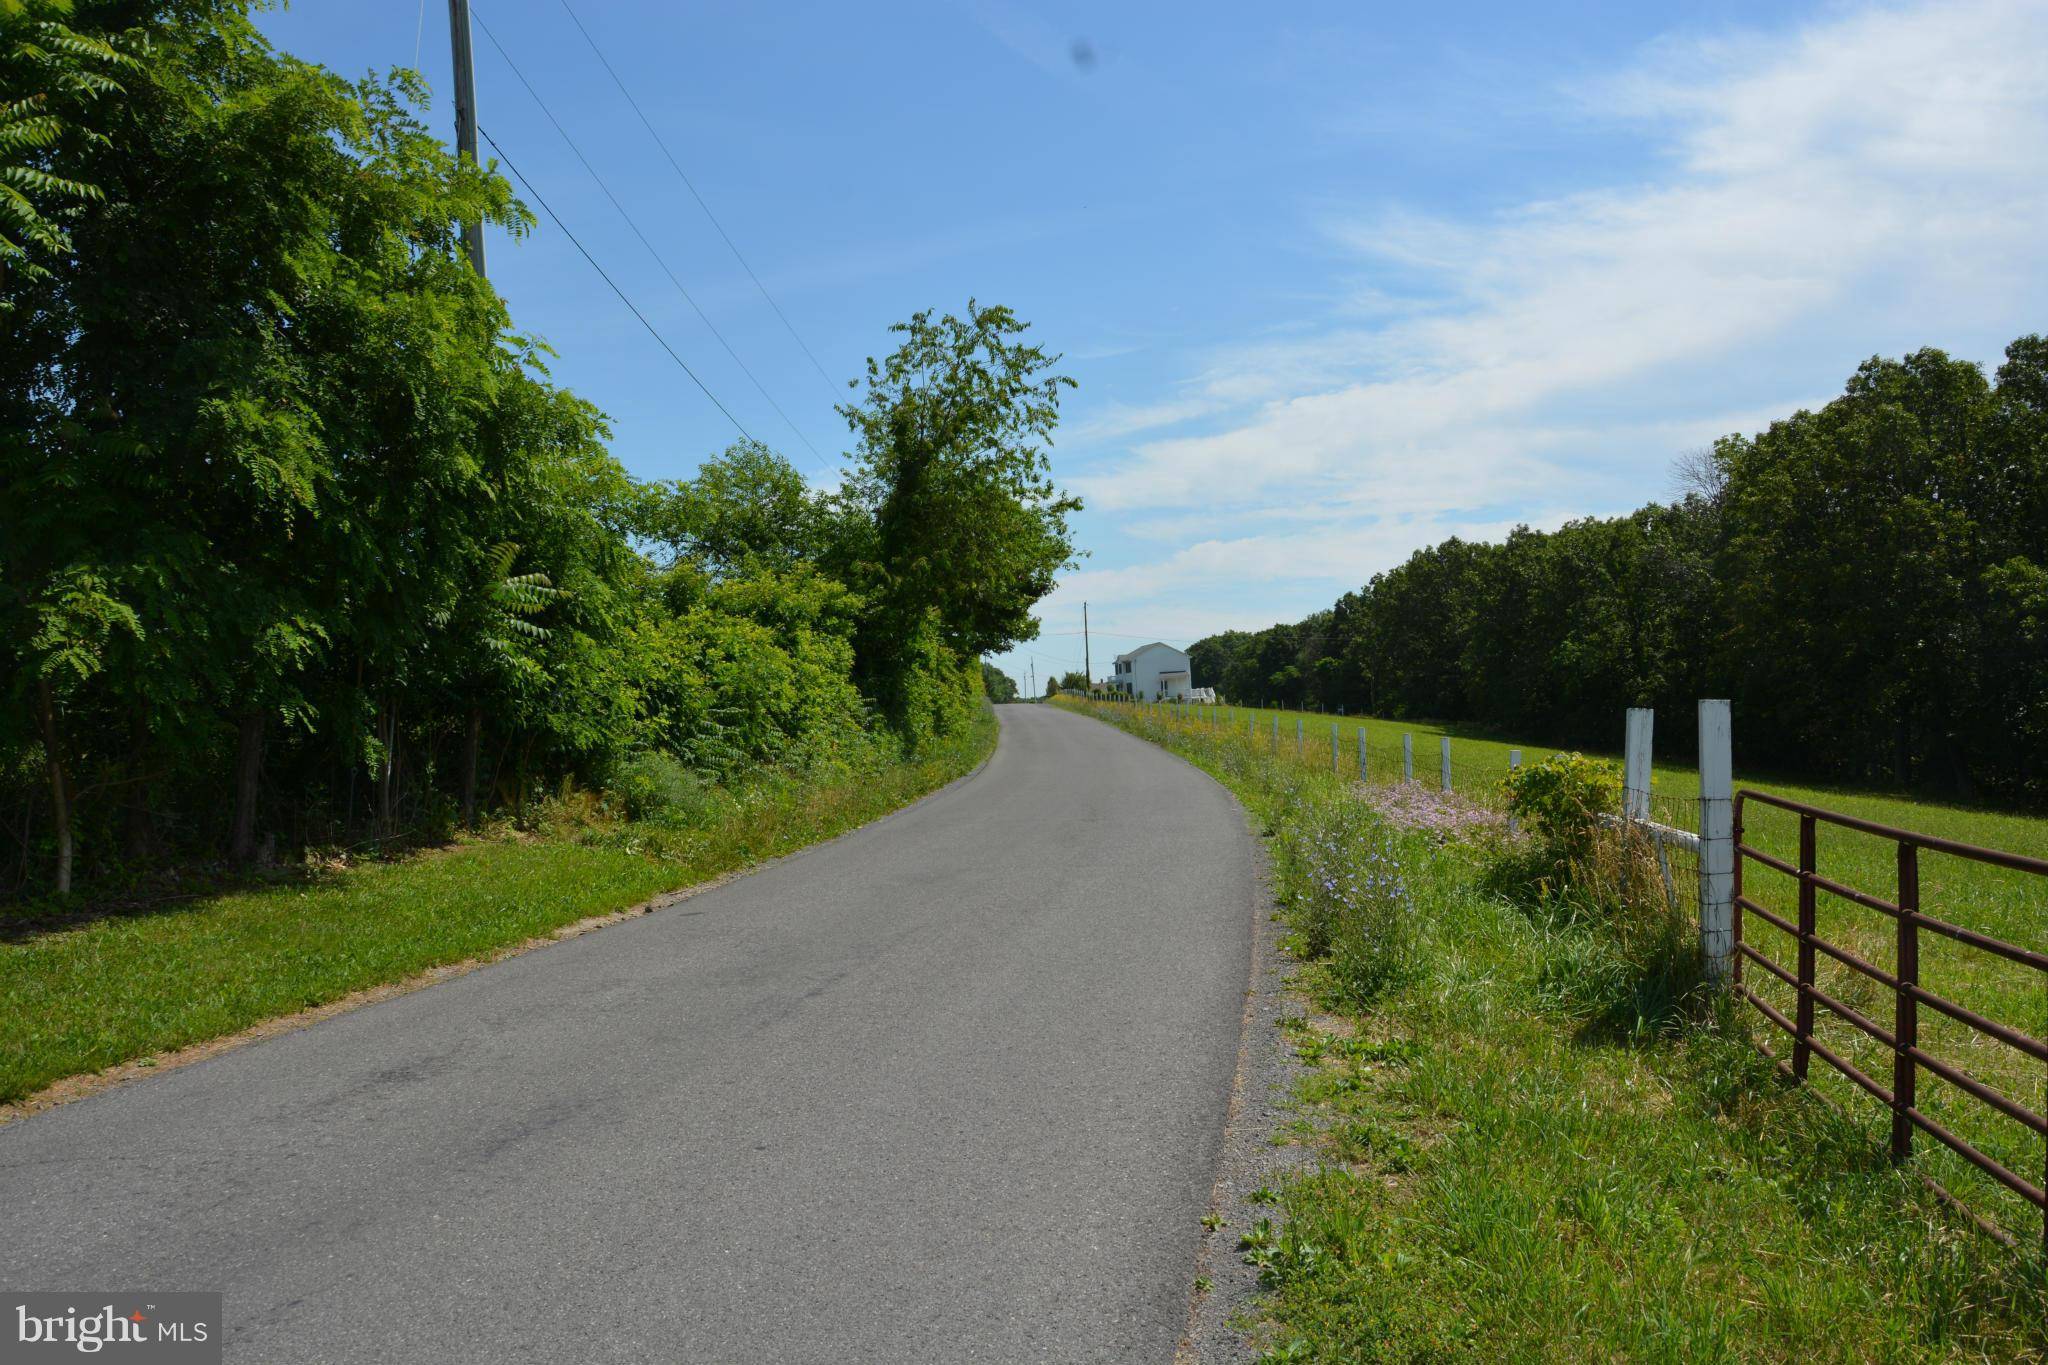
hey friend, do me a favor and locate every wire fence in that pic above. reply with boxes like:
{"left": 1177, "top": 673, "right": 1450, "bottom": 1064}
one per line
{"left": 1114, "top": 698, "right": 1716, "bottom": 918}
{"left": 1122, "top": 700, "right": 1540, "bottom": 837}
{"left": 1633, "top": 790, "right": 1703, "bottom": 921}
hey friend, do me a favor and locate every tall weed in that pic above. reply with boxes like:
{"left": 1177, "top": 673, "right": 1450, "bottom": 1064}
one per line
{"left": 1272, "top": 783, "right": 1418, "bottom": 1007}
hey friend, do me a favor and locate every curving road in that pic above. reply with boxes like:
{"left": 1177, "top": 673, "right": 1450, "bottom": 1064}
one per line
{"left": 1, "top": 704, "right": 1260, "bottom": 1363}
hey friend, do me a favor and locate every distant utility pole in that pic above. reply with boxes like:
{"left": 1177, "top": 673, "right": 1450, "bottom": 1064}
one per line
{"left": 447, "top": 0, "right": 486, "bottom": 274}
{"left": 1083, "top": 602, "right": 1091, "bottom": 689}
{"left": 1027, "top": 661, "right": 1035, "bottom": 700}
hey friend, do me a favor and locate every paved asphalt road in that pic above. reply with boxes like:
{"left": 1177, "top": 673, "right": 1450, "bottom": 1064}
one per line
{"left": 2, "top": 705, "right": 1259, "bottom": 1363}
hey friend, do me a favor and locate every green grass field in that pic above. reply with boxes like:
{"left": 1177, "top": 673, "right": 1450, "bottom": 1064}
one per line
{"left": 0, "top": 715, "right": 995, "bottom": 1106}
{"left": 1066, "top": 696, "right": 2047, "bottom": 1360}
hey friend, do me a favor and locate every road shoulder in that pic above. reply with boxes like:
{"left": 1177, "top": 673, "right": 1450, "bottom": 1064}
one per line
{"left": 1177, "top": 798, "right": 1310, "bottom": 1364}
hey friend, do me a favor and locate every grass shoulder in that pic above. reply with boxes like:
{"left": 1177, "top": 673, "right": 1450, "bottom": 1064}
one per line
{"left": 1059, "top": 697, "right": 2044, "bottom": 1362}
{"left": 0, "top": 710, "right": 996, "bottom": 1110}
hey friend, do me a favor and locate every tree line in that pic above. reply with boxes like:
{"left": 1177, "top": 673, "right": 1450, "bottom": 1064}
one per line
{"left": 1192, "top": 340, "right": 2048, "bottom": 803}
{"left": 1, "top": 1, "right": 1077, "bottom": 895}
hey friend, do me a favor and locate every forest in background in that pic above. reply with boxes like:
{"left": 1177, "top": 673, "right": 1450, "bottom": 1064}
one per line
{"left": 1192, "top": 341, "right": 2048, "bottom": 804}
{"left": 0, "top": 1, "right": 1077, "bottom": 897}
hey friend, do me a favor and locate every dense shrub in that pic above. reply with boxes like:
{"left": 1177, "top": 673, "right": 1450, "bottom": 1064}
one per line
{"left": 1501, "top": 751, "right": 1621, "bottom": 869}
{"left": 1491, "top": 753, "right": 1705, "bottom": 1038}
{"left": 608, "top": 753, "right": 709, "bottom": 825}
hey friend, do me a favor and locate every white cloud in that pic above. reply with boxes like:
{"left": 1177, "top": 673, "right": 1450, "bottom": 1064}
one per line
{"left": 1072, "top": 0, "right": 2048, "bottom": 521}
{"left": 1006, "top": 507, "right": 1578, "bottom": 668}
{"left": 1064, "top": 393, "right": 1223, "bottom": 444}
{"left": 1000, "top": 0, "right": 2048, "bottom": 683}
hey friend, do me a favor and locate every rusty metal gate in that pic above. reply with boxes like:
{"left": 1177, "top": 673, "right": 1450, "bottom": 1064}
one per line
{"left": 1732, "top": 789, "right": 2048, "bottom": 1253}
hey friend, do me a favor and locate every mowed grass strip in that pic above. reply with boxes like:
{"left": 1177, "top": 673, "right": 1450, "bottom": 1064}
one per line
{"left": 0, "top": 715, "right": 994, "bottom": 1105}
{"left": 1064, "top": 698, "right": 2046, "bottom": 1361}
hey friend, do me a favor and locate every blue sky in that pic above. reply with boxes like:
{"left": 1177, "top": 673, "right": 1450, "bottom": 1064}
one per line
{"left": 260, "top": 1, "right": 2048, "bottom": 694}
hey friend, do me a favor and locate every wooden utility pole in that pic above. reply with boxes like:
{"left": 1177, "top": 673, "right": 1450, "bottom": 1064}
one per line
{"left": 448, "top": 0, "right": 486, "bottom": 274}
{"left": 446, "top": 2, "right": 486, "bottom": 826}
{"left": 1083, "top": 602, "right": 1091, "bottom": 691}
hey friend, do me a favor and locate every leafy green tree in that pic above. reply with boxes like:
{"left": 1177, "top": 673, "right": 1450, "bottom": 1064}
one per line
{"left": 0, "top": 4, "right": 1082, "bottom": 898}
{"left": 2, "top": 2, "right": 527, "bottom": 873}
{"left": 834, "top": 301, "right": 1080, "bottom": 739}
{"left": 1720, "top": 348, "right": 1998, "bottom": 788}
{"left": 980, "top": 661, "right": 1019, "bottom": 703}
{"left": 1189, "top": 339, "right": 2047, "bottom": 801}
{"left": 637, "top": 440, "right": 824, "bottom": 577}
{"left": 0, "top": 0, "right": 138, "bottom": 299}
{"left": 430, "top": 541, "right": 561, "bottom": 829}
{"left": 1188, "top": 630, "right": 1249, "bottom": 700}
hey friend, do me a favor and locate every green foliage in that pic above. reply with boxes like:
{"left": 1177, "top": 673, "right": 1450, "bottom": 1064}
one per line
{"left": 1500, "top": 751, "right": 1621, "bottom": 867}
{"left": 832, "top": 300, "right": 1081, "bottom": 728}
{"left": 607, "top": 751, "right": 709, "bottom": 825}
{"left": 1189, "top": 339, "right": 2048, "bottom": 803}
{"left": 0, "top": 5, "right": 1063, "bottom": 896}
{"left": 636, "top": 439, "right": 825, "bottom": 577}
{"left": 979, "top": 660, "right": 1019, "bottom": 703}
{"left": 0, "top": 1, "right": 140, "bottom": 296}
{"left": 1529, "top": 871, "right": 1705, "bottom": 1042}
{"left": 20, "top": 565, "right": 139, "bottom": 689}
{"left": 1493, "top": 752, "right": 1704, "bottom": 1038}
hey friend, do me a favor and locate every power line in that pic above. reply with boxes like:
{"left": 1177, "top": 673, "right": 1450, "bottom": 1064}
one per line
{"left": 553, "top": 0, "right": 844, "bottom": 401}
{"left": 1008, "top": 645, "right": 1088, "bottom": 673}
{"left": 478, "top": 125, "right": 751, "bottom": 442}
{"left": 471, "top": 9, "right": 834, "bottom": 473}
{"left": 1040, "top": 629, "right": 1186, "bottom": 642}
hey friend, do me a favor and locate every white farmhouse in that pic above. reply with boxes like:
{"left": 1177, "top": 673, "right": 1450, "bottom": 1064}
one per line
{"left": 1108, "top": 642, "right": 1193, "bottom": 701}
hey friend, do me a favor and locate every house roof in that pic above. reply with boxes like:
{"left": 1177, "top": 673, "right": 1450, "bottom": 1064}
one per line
{"left": 1113, "top": 641, "right": 1184, "bottom": 663}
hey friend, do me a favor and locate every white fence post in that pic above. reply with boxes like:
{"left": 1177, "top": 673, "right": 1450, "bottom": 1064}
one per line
{"left": 1273, "top": 714, "right": 1280, "bottom": 746}
{"left": 1624, "top": 707, "right": 1653, "bottom": 820}
{"left": 1439, "top": 736, "right": 1452, "bottom": 792}
{"left": 1295, "top": 717, "right": 1303, "bottom": 755}
{"left": 1330, "top": 723, "right": 1338, "bottom": 773}
{"left": 1357, "top": 728, "right": 1367, "bottom": 782}
{"left": 1402, "top": 733, "right": 1414, "bottom": 782}
{"left": 1508, "top": 750, "right": 1521, "bottom": 833}
{"left": 1698, "top": 699, "right": 1735, "bottom": 984}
